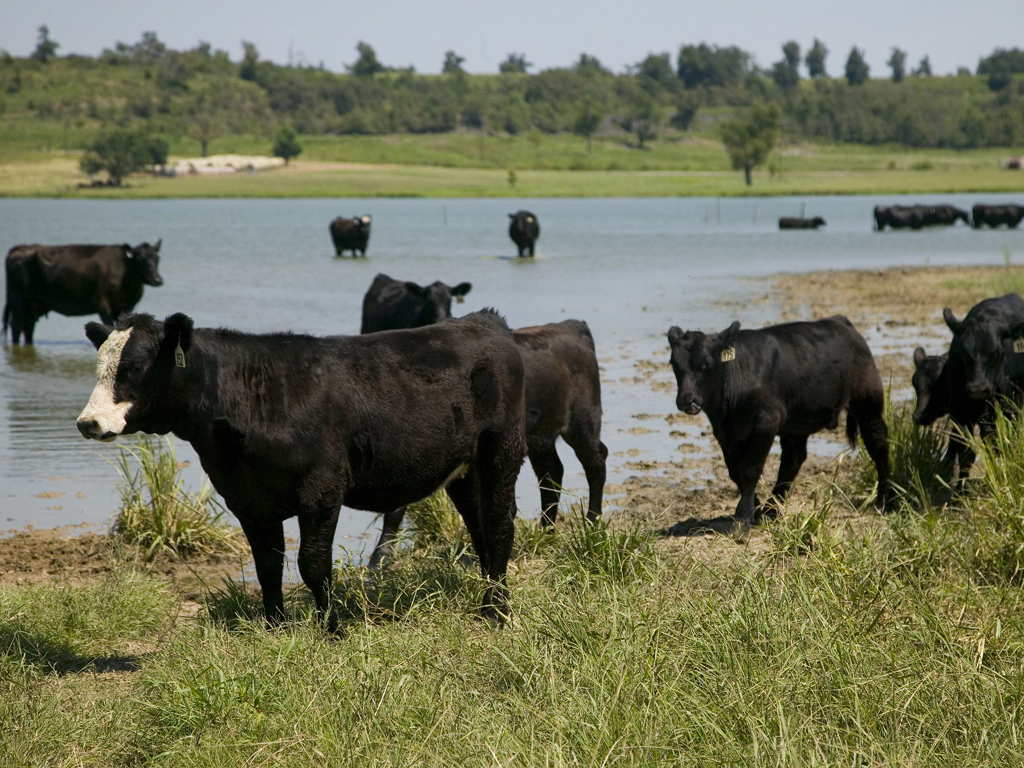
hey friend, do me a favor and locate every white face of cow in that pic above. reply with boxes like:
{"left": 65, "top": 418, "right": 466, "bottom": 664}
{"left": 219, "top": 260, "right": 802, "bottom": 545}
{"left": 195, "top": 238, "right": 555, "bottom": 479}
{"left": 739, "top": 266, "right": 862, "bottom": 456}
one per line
{"left": 77, "top": 328, "right": 134, "bottom": 441}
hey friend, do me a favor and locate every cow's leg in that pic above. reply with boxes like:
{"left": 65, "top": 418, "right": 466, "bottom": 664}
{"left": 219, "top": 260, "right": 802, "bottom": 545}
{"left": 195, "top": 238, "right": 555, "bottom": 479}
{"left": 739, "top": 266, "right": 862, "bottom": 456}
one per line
{"left": 946, "top": 415, "right": 978, "bottom": 484}
{"left": 722, "top": 432, "right": 775, "bottom": 529}
{"left": 367, "top": 506, "right": 407, "bottom": 570}
{"left": 297, "top": 504, "right": 342, "bottom": 634}
{"left": 446, "top": 471, "right": 489, "bottom": 573}
{"left": 564, "top": 428, "right": 608, "bottom": 523}
{"left": 859, "top": 413, "right": 891, "bottom": 509}
{"left": 22, "top": 313, "right": 37, "bottom": 346}
{"left": 529, "top": 243, "right": 535, "bottom": 257}
{"left": 761, "top": 434, "right": 808, "bottom": 521}
{"left": 238, "top": 515, "right": 287, "bottom": 627}
{"left": 528, "top": 442, "right": 564, "bottom": 527}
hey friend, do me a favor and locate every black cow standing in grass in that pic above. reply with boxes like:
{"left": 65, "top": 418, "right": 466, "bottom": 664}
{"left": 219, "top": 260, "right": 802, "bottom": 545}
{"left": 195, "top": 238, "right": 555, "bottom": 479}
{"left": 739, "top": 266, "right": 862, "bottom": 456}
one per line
{"left": 972, "top": 204, "right": 1024, "bottom": 229}
{"left": 330, "top": 215, "right": 372, "bottom": 257}
{"left": 369, "top": 320, "right": 608, "bottom": 568}
{"left": 509, "top": 211, "right": 540, "bottom": 257}
{"left": 76, "top": 311, "right": 526, "bottom": 632}
{"left": 667, "top": 317, "right": 889, "bottom": 529}
{"left": 779, "top": 216, "right": 826, "bottom": 230}
{"left": 3, "top": 241, "right": 163, "bottom": 345}
{"left": 360, "top": 274, "right": 472, "bottom": 334}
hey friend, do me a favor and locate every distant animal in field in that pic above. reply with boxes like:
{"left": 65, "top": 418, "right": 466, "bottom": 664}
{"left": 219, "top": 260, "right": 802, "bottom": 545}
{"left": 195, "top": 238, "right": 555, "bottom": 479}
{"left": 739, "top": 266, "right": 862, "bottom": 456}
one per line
{"left": 508, "top": 210, "right": 540, "bottom": 257}
{"left": 972, "top": 204, "right": 1024, "bottom": 229}
{"left": 3, "top": 241, "right": 163, "bottom": 345}
{"left": 369, "top": 319, "right": 608, "bottom": 568}
{"left": 779, "top": 216, "right": 826, "bottom": 230}
{"left": 76, "top": 310, "right": 527, "bottom": 632}
{"left": 360, "top": 273, "right": 472, "bottom": 334}
{"left": 874, "top": 204, "right": 968, "bottom": 231}
{"left": 330, "top": 215, "right": 372, "bottom": 257}
{"left": 667, "top": 316, "right": 889, "bottom": 530}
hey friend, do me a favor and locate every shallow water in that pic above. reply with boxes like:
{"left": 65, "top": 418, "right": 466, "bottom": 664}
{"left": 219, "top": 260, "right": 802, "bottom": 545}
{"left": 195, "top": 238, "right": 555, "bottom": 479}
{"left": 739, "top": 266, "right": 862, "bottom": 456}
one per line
{"left": 1, "top": 194, "right": 1020, "bottom": 557}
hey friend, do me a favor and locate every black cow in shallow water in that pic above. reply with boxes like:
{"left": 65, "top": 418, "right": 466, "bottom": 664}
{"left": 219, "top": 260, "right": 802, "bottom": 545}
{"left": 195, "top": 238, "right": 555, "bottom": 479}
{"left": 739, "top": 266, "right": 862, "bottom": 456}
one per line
{"left": 3, "top": 241, "right": 163, "bottom": 345}
{"left": 874, "top": 204, "right": 969, "bottom": 230}
{"left": 779, "top": 216, "right": 826, "bottom": 230}
{"left": 369, "top": 319, "right": 608, "bottom": 568}
{"left": 360, "top": 273, "right": 472, "bottom": 334}
{"left": 329, "top": 215, "right": 372, "bottom": 257}
{"left": 76, "top": 311, "right": 526, "bottom": 632}
{"left": 667, "top": 317, "right": 890, "bottom": 529}
{"left": 509, "top": 211, "right": 540, "bottom": 257}
{"left": 972, "top": 204, "right": 1024, "bottom": 229}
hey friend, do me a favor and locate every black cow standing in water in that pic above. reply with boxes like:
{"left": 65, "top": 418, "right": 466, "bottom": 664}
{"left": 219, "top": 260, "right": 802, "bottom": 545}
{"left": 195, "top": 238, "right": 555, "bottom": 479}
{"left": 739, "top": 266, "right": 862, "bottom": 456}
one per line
{"left": 509, "top": 211, "right": 540, "bottom": 257}
{"left": 330, "top": 215, "right": 372, "bottom": 257}
{"left": 3, "top": 241, "right": 163, "bottom": 345}
{"left": 873, "top": 204, "right": 968, "bottom": 231}
{"left": 76, "top": 311, "right": 526, "bottom": 632}
{"left": 779, "top": 216, "right": 826, "bottom": 230}
{"left": 972, "top": 204, "right": 1024, "bottom": 229}
{"left": 667, "top": 317, "right": 890, "bottom": 529}
{"left": 360, "top": 273, "right": 472, "bottom": 334}
{"left": 369, "top": 320, "right": 608, "bottom": 568}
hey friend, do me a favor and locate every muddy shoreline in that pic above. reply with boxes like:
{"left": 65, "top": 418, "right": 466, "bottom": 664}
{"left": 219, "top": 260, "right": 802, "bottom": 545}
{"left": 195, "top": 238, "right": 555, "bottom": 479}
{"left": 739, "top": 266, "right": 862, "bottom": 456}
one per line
{"left": 2, "top": 263, "right": 1019, "bottom": 587}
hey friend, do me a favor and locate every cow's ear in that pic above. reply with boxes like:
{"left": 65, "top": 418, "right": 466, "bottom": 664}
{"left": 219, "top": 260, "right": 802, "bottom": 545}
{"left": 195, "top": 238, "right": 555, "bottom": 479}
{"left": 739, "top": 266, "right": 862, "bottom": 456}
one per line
{"left": 452, "top": 282, "right": 472, "bottom": 297}
{"left": 1007, "top": 320, "right": 1024, "bottom": 340}
{"left": 508, "top": 213, "right": 515, "bottom": 219}
{"left": 85, "top": 322, "right": 112, "bottom": 350}
{"left": 913, "top": 346, "right": 927, "bottom": 367}
{"left": 162, "top": 312, "right": 194, "bottom": 356}
{"left": 403, "top": 282, "right": 429, "bottom": 297}
{"left": 719, "top": 320, "right": 741, "bottom": 345}
{"left": 943, "top": 308, "right": 964, "bottom": 334}
{"left": 123, "top": 244, "right": 134, "bottom": 259}
{"left": 154, "top": 238, "right": 162, "bottom": 251}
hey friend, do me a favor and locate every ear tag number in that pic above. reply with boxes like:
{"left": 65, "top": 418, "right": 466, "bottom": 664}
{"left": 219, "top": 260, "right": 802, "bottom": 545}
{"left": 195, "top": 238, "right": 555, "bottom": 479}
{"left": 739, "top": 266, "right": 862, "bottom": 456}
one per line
{"left": 456, "top": 295, "right": 465, "bottom": 304}
{"left": 1014, "top": 338, "right": 1024, "bottom": 354}
{"left": 720, "top": 347, "right": 736, "bottom": 362}
{"left": 174, "top": 343, "right": 186, "bottom": 368}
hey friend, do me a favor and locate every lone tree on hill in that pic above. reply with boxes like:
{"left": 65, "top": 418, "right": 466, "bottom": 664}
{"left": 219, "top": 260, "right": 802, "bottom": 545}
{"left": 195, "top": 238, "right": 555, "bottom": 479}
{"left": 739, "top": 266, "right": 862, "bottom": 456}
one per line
{"left": 32, "top": 25, "right": 59, "bottom": 63}
{"left": 442, "top": 50, "right": 465, "bottom": 75}
{"left": 888, "top": 48, "right": 907, "bottom": 82}
{"left": 719, "top": 102, "right": 780, "bottom": 186}
{"left": 572, "top": 98, "right": 604, "bottom": 154}
{"left": 805, "top": 38, "right": 828, "bottom": 78}
{"left": 621, "top": 91, "right": 663, "bottom": 149}
{"left": 916, "top": 55, "right": 932, "bottom": 77}
{"left": 240, "top": 41, "right": 260, "bottom": 81}
{"left": 845, "top": 47, "right": 870, "bottom": 85}
{"left": 348, "top": 42, "right": 384, "bottom": 76}
{"left": 499, "top": 53, "right": 531, "bottom": 73}
{"left": 80, "top": 130, "right": 168, "bottom": 186}
{"left": 669, "top": 90, "right": 700, "bottom": 134}
{"left": 272, "top": 126, "right": 302, "bottom": 165}
{"left": 772, "top": 41, "right": 801, "bottom": 91}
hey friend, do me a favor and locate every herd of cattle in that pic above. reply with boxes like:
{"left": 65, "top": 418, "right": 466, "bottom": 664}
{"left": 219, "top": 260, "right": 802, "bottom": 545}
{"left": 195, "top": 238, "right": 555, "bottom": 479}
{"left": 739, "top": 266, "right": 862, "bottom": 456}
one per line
{"left": 777, "top": 202, "right": 1024, "bottom": 231}
{"left": 3, "top": 204, "right": 1024, "bottom": 633}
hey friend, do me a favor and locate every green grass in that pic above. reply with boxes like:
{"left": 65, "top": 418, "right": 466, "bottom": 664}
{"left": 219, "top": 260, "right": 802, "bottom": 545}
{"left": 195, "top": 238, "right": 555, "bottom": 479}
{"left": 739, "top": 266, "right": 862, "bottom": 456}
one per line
{"left": 110, "top": 436, "right": 240, "bottom": 561}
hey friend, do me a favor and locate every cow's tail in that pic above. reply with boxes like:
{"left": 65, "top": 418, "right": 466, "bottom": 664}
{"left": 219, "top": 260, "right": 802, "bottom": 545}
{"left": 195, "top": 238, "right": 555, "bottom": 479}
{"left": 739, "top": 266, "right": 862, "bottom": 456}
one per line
{"left": 1, "top": 299, "right": 8, "bottom": 338}
{"left": 846, "top": 412, "right": 861, "bottom": 449}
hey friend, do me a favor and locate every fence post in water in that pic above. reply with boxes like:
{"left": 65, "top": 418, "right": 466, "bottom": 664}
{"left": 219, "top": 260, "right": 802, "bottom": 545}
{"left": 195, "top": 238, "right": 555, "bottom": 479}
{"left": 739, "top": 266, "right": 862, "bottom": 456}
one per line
{"left": 717, "top": 197, "right": 721, "bottom": 225}
{"left": 800, "top": 202, "right": 806, "bottom": 219}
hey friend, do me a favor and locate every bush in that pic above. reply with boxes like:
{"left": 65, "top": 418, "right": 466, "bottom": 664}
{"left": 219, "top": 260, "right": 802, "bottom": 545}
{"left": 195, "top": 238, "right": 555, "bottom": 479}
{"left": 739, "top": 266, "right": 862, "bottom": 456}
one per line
{"left": 79, "top": 129, "right": 168, "bottom": 185}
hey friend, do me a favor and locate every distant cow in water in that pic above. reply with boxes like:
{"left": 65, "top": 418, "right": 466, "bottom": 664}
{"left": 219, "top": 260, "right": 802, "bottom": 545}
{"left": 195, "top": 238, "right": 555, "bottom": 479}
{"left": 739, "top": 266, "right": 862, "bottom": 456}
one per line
{"left": 76, "top": 310, "right": 527, "bottom": 631}
{"left": 668, "top": 316, "right": 889, "bottom": 529}
{"left": 779, "top": 216, "right": 826, "bottom": 230}
{"left": 972, "top": 204, "right": 1024, "bottom": 229}
{"left": 926, "top": 205, "right": 970, "bottom": 226}
{"left": 369, "top": 319, "right": 608, "bottom": 567}
{"left": 360, "top": 273, "right": 472, "bottom": 334}
{"left": 3, "top": 241, "right": 163, "bottom": 345}
{"left": 874, "top": 204, "right": 968, "bottom": 231}
{"left": 330, "top": 215, "right": 372, "bottom": 257}
{"left": 509, "top": 210, "right": 540, "bottom": 257}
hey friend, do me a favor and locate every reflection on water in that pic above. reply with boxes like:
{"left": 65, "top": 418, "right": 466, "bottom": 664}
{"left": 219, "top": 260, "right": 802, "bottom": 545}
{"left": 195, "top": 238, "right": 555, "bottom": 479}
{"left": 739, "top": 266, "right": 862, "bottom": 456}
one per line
{"left": 1, "top": 194, "right": 1020, "bottom": 552}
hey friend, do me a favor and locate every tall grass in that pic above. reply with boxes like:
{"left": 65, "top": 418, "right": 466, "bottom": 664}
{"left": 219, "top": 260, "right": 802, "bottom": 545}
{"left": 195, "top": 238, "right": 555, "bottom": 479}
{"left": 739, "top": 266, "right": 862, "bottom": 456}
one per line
{"left": 110, "top": 435, "right": 239, "bottom": 560}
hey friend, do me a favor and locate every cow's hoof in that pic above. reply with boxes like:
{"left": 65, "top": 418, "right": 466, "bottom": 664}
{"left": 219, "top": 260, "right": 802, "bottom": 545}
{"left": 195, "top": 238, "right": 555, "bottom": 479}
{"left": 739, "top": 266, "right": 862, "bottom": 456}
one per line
{"left": 730, "top": 518, "right": 753, "bottom": 542}
{"left": 480, "top": 605, "right": 509, "bottom": 628}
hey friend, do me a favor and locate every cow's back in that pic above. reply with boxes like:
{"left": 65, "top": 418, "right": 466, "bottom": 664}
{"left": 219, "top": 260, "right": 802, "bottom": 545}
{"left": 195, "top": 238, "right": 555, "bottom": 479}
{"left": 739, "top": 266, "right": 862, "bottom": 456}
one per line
{"left": 6, "top": 245, "right": 128, "bottom": 317}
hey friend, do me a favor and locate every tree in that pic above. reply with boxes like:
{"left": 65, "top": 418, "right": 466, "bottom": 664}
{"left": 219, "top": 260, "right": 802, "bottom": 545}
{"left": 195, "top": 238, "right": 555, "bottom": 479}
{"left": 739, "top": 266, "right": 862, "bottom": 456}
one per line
{"left": 574, "top": 53, "right": 609, "bottom": 76}
{"left": 978, "top": 47, "right": 1024, "bottom": 91}
{"left": 805, "top": 38, "right": 828, "bottom": 78}
{"left": 240, "top": 41, "right": 259, "bottom": 81}
{"left": 183, "top": 89, "right": 226, "bottom": 157}
{"left": 888, "top": 48, "right": 907, "bottom": 82}
{"left": 347, "top": 42, "right": 384, "bottom": 76}
{"left": 771, "top": 43, "right": 800, "bottom": 92}
{"left": 782, "top": 41, "right": 801, "bottom": 70}
{"left": 31, "top": 25, "right": 58, "bottom": 63}
{"left": 676, "top": 43, "right": 751, "bottom": 88}
{"left": 915, "top": 55, "right": 932, "bottom": 77}
{"left": 79, "top": 130, "right": 168, "bottom": 186}
{"left": 669, "top": 91, "right": 700, "bottom": 134}
{"left": 845, "top": 47, "right": 870, "bottom": 85}
{"left": 573, "top": 98, "right": 604, "bottom": 154}
{"left": 499, "top": 53, "right": 531, "bottom": 74}
{"left": 635, "top": 52, "right": 676, "bottom": 94}
{"left": 272, "top": 126, "right": 302, "bottom": 164}
{"left": 442, "top": 50, "right": 465, "bottom": 75}
{"left": 719, "top": 102, "right": 780, "bottom": 186}
{"left": 621, "top": 91, "right": 662, "bottom": 149}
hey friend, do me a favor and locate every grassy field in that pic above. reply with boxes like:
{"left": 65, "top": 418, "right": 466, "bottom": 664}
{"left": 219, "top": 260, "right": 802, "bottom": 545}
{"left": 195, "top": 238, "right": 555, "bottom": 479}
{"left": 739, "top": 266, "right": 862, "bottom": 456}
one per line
{"left": 1, "top": 137, "right": 1023, "bottom": 198}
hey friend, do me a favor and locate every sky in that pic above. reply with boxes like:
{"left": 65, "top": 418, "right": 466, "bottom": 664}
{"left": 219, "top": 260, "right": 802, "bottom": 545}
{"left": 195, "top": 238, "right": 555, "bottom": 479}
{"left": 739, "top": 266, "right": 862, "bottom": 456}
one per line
{"left": 2, "top": 0, "right": 1022, "bottom": 77}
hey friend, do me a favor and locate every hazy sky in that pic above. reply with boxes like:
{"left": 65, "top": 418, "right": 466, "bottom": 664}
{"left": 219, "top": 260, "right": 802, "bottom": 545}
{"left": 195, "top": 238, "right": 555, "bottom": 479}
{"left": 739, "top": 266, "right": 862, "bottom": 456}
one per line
{"left": 3, "top": 0, "right": 1022, "bottom": 77}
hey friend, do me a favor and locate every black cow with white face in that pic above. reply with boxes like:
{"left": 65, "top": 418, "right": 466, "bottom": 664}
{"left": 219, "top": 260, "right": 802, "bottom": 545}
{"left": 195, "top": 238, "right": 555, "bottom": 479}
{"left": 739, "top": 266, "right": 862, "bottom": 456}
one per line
{"left": 76, "top": 311, "right": 526, "bottom": 632}
{"left": 360, "top": 273, "right": 472, "bottom": 334}
{"left": 667, "top": 317, "right": 889, "bottom": 529}
{"left": 3, "top": 241, "right": 163, "bottom": 344}
{"left": 508, "top": 211, "right": 540, "bottom": 257}
{"left": 329, "top": 215, "right": 372, "bottom": 257}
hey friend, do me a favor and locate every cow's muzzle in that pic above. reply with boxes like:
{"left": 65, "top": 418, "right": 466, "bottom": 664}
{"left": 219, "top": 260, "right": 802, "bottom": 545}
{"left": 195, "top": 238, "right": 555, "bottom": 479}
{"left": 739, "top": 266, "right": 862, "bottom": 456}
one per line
{"left": 77, "top": 419, "right": 118, "bottom": 442}
{"left": 677, "top": 397, "right": 702, "bottom": 416}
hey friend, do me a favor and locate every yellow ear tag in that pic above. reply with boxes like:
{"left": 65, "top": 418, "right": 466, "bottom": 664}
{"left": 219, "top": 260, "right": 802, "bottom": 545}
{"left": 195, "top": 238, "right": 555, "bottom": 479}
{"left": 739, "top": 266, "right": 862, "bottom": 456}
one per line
{"left": 174, "top": 343, "right": 186, "bottom": 368}
{"left": 456, "top": 295, "right": 465, "bottom": 304}
{"left": 720, "top": 347, "right": 736, "bottom": 362}
{"left": 1014, "top": 338, "right": 1024, "bottom": 354}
